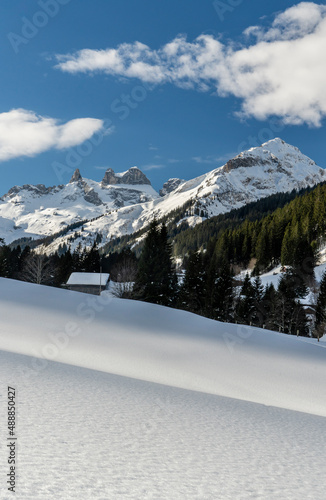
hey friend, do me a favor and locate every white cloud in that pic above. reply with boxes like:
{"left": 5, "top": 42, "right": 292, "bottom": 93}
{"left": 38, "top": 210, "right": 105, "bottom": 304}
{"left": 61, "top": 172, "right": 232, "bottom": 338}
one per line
{"left": 192, "top": 156, "right": 217, "bottom": 165}
{"left": 56, "top": 2, "right": 326, "bottom": 127}
{"left": 0, "top": 109, "right": 105, "bottom": 162}
{"left": 192, "top": 151, "right": 237, "bottom": 165}
{"left": 142, "top": 164, "right": 165, "bottom": 171}
{"left": 168, "top": 158, "right": 182, "bottom": 164}
{"left": 246, "top": 2, "right": 326, "bottom": 41}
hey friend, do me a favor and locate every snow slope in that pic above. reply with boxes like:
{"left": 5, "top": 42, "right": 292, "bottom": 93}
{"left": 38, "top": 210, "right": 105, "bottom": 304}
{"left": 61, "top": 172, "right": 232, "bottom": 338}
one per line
{"left": 0, "top": 278, "right": 325, "bottom": 416}
{"left": 1, "top": 351, "right": 326, "bottom": 500}
{"left": 0, "top": 279, "right": 326, "bottom": 499}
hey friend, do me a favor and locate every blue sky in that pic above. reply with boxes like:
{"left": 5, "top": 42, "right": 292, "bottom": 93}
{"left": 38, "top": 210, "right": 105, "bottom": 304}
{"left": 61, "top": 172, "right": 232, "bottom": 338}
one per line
{"left": 0, "top": 0, "right": 326, "bottom": 194}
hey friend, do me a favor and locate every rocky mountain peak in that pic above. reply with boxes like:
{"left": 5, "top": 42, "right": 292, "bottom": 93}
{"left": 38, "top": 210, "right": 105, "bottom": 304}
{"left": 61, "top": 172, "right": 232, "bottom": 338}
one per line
{"left": 102, "top": 168, "right": 119, "bottom": 185}
{"left": 1, "top": 138, "right": 324, "bottom": 252}
{"left": 120, "top": 167, "right": 151, "bottom": 185}
{"left": 102, "top": 167, "right": 151, "bottom": 186}
{"left": 69, "top": 169, "right": 83, "bottom": 183}
{"left": 160, "top": 178, "right": 184, "bottom": 197}
{"left": 220, "top": 137, "right": 318, "bottom": 174}
{"left": 222, "top": 155, "right": 263, "bottom": 173}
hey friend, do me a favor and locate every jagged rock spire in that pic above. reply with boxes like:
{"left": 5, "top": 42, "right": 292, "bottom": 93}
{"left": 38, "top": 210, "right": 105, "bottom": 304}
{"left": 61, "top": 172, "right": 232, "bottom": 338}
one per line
{"left": 121, "top": 167, "right": 151, "bottom": 185}
{"left": 102, "top": 168, "right": 119, "bottom": 185}
{"left": 69, "top": 168, "right": 82, "bottom": 183}
{"left": 102, "top": 167, "right": 151, "bottom": 186}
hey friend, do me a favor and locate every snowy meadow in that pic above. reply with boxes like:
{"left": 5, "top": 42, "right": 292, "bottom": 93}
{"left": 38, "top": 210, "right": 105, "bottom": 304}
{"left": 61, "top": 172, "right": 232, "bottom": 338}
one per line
{"left": 0, "top": 278, "right": 326, "bottom": 499}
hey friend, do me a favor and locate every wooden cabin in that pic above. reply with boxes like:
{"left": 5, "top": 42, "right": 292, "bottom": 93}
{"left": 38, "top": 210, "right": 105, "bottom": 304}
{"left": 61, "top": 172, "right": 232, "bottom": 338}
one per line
{"left": 65, "top": 272, "right": 110, "bottom": 295}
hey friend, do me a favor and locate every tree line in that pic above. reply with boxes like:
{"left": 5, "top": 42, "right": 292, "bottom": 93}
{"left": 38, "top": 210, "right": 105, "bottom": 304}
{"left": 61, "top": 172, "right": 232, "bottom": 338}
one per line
{"left": 0, "top": 239, "right": 137, "bottom": 288}
{"left": 2, "top": 180, "right": 326, "bottom": 340}
{"left": 128, "top": 221, "right": 325, "bottom": 339}
{"left": 176, "top": 183, "right": 326, "bottom": 276}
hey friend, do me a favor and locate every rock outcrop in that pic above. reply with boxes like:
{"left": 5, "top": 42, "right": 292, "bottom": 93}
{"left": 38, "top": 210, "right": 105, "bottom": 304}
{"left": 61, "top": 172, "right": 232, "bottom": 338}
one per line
{"left": 102, "top": 167, "right": 151, "bottom": 186}
{"left": 69, "top": 169, "right": 83, "bottom": 183}
{"left": 160, "top": 178, "right": 184, "bottom": 196}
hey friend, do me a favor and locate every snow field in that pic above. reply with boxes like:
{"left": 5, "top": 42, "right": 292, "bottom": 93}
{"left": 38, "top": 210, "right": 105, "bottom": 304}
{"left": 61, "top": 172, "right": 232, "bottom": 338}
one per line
{"left": 0, "top": 351, "right": 326, "bottom": 500}
{"left": 0, "top": 278, "right": 326, "bottom": 499}
{"left": 0, "top": 278, "right": 326, "bottom": 416}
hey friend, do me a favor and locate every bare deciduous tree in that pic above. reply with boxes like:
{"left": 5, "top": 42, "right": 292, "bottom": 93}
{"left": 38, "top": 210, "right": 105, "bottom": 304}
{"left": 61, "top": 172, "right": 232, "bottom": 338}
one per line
{"left": 21, "top": 253, "right": 55, "bottom": 285}
{"left": 110, "top": 258, "right": 138, "bottom": 298}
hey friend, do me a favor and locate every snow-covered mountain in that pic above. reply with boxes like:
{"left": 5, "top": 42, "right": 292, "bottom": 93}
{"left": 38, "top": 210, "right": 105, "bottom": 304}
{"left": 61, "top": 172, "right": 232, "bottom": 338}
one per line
{"left": 0, "top": 138, "right": 324, "bottom": 253}
{"left": 0, "top": 166, "right": 158, "bottom": 247}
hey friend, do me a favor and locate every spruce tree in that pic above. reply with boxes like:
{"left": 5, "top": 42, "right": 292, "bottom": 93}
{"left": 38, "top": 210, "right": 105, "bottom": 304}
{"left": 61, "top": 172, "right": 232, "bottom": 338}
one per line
{"left": 315, "top": 271, "right": 326, "bottom": 339}
{"left": 158, "top": 224, "right": 178, "bottom": 306}
{"left": 253, "top": 276, "right": 264, "bottom": 303}
{"left": 262, "top": 283, "right": 278, "bottom": 330}
{"left": 277, "top": 270, "right": 308, "bottom": 336}
{"left": 56, "top": 249, "right": 74, "bottom": 285}
{"left": 133, "top": 220, "right": 177, "bottom": 306}
{"left": 255, "top": 224, "right": 271, "bottom": 270}
{"left": 251, "top": 276, "right": 265, "bottom": 327}
{"left": 236, "top": 273, "right": 256, "bottom": 325}
{"left": 82, "top": 241, "right": 101, "bottom": 272}
{"left": 179, "top": 251, "right": 206, "bottom": 315}
{"left": 0, "top": 244, "right": 11, "bottom": 278}
{"left": 207, "top": 263, "right": 234, "bottom": 322}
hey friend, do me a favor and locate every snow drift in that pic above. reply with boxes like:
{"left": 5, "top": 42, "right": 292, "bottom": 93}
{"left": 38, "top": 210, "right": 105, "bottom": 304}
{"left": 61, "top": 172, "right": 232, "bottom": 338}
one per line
{"left": 1, "top": 278, "right": 326, "bottom": 499}
{"left": 1, "top": 278, "right": 325, "bottom": 417}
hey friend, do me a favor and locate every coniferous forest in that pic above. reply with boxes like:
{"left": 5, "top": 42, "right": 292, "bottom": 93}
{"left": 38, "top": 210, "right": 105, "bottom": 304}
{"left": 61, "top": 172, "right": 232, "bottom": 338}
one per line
{"left": 2, "top": 181, "right": 326, "bottom": 339}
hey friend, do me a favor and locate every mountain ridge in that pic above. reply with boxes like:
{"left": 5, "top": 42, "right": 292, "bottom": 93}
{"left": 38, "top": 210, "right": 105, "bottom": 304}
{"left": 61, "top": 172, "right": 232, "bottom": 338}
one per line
{"left": 0, "top": 138, "right": 324, "bottom": 253}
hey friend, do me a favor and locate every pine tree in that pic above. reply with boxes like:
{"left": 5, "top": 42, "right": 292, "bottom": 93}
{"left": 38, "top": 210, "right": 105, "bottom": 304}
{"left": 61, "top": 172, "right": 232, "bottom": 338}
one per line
{"left": 157, "top": 224, "right": 178, "bottom": 306}
{"left": 276, "top": 271, "right": 308, "bottom": 336}
{"left": 314, "top": 271, "right": 326, "bottom": 340}
{"left": 255, "top": 223, "right": 271, "bottom": 270}
{"left": 19, "top": 245, "right": 31, "bottom": 273}
{"left": 262, "top": 283, "right": 278, "bottom": 330}
{"left": 253, "top": 276, "right": 264, "bottom": 303}
{"left": 178, "top": 251, "right": 206, "bottom": 315}
{"left": 133, "top": 220, "right": 177, "bottom": 306}
{"left": 82, "top": 241, "right": 101, "bottom": 272}
{"left": 292, "top": 238, "right": 317, "bottom": 279}
{"left": 0, "top": 244, "right": 11, "bottom": 278}
{"left": 72, "top": 244, "right": 83, "bottom": 271}
{"left": 250, "top": 276, "right": 265, "bottom": 327}
{"left": 55, "top": 249, "right": 74, "bottom": 286}
{"left": 207, "top": 263, "right": 234, "bottom": 322}
{"left": 280, "top": 267, "right": 308, "bottom": 299}
{"left": 281, "top": 224, "right": 295, "bottom": 265}
{"left": 236, "top": 273, "right": 256, "bottom": 325}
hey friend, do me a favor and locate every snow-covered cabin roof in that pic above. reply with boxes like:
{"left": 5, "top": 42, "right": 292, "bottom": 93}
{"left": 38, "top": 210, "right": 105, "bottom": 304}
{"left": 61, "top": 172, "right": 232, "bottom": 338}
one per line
{"left": 66, "top": 272, "right": 110, "bottom": 286}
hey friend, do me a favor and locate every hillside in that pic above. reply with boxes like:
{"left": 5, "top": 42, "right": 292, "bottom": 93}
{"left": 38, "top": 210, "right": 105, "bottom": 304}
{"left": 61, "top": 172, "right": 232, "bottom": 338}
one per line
{"left": 0, "top": 279, "right": 326, "bottom": 499}
{"left": 1, "top": 278, "right": 325, "bottom": 414}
